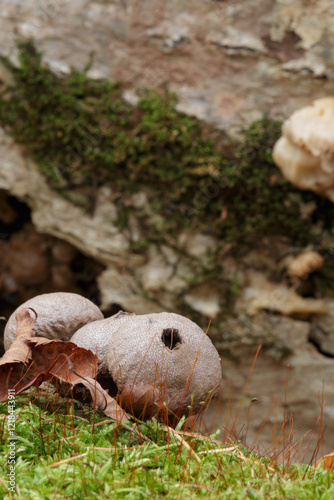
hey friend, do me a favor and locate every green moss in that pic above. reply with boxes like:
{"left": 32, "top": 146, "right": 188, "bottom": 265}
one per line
{"left": 2, "top": 393, "right": 334, "bottom": 500}
{"left": 0, "top": 40, "right": 333, "bottom": 252}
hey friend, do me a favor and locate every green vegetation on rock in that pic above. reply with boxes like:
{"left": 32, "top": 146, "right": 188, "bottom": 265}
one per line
{"left": 1, "top": 41, "right": 333, "bottom": 250}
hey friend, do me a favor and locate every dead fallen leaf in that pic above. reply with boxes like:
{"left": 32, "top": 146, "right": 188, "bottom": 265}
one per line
{"left": 28, "top": 339, "right": 128, "bottom": 420}
{"left": 315, "top": 451, "right": 334, "bottom": 470}
{"left": 0, "top": 308, "right": 36, "bottom": 365}
{"left": 72, "top": 376, "right": 129, "bottom": 421}
{"left": 0, "top": 308, "right": 129, "bottom": 422}
{"left": 0, "top": 308, "right": 37, "bottom": 400}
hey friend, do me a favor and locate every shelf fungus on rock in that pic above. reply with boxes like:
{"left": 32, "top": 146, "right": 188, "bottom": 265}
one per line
{"left": 273, "top": 97, "right": 334, "bottom": 202}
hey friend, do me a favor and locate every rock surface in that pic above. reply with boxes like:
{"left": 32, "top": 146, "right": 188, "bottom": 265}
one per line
{"left": 0, "top": 127, "right": 227, "bottom": 317}
{"left": 236, "top": 271, "right": 327, "bottom": 317}
{"left": 1, "top": 0, "right": 334, "bottom": 459}
{"left": 203, "top": 333, "right": 334, "bottom": 463}
{"left": 0, "top": 0, "right": 334, "bottom": 135}
{"left": 310, "top": 299, "right": 334, "bottom": 357}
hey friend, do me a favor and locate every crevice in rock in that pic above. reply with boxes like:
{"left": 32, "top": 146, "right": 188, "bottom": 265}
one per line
{"left": 0, "top": 190, "right": 31, "bottom": 238}
{"left": 262, "top": 31, "right": 304, "bottom": 63}
{"left": 308, "top": 337, "right": 334, "bottom": 359}
{"left": 103, "top": 303, "right": 125, "bottom": 318}
{"left": 0, "top": 190, "right": 112, "bottom": 355}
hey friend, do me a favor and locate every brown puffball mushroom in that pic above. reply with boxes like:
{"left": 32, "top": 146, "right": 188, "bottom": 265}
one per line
{"left": 4, "top": 292, "right": 222, "bottom": 418}
{"left": 4, "top": 292, "right": 104, "bottom": 351}
{"left": 107, "top": 312, "right": 222, "bottom": 416}
{"left": 273, "top": 97, "right": 334, "bottom": 202}
{"left": 70, "top": 311, "right": 134, "bottom": 374}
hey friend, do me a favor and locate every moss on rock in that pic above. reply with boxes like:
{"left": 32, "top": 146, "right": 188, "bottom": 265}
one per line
{"left": 0, "top": 41, "right": 333, "bottom": 253}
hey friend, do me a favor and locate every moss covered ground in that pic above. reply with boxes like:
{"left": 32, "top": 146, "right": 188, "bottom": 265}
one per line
{"left": 1, "top": 391, "right": 334, "bottom": 499}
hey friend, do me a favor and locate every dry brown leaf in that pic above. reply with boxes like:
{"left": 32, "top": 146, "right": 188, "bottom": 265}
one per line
{"left": 0, "top": 308, "right": 129, "bottom": 422}
{"left": 75, "top": 377, "right": 129, "bottom": 421}
{"left": 0, "top": 309, "right": 37, "bottom": 401}
{"left": 315, "top": 451, "right": 334, "bottom": 470}
{"left": 28, "top": 338, "right": 99, "bottom": 382}
{"left": 28, "top": 339, "right": 129, "bottom": 420}
{"left": 0, "top": 308, "right": 36, "bottom": 365}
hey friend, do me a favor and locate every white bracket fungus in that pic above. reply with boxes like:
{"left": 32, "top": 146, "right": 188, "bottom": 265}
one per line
{"left": 273, "top": 97, "right": 334, "bottom": 202}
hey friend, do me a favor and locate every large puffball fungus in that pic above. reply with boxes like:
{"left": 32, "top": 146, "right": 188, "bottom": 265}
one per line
{"left": 107, "top": 312, "right": 222, "bottom": 417}
{"left": 4, "top": 292, "right": 104, "bottom": 351}
{"left": 273, "top": 97, "right": 334, "bottom": 202}
{"left": 70, "top": 311, "right": 134, "bottom": 374}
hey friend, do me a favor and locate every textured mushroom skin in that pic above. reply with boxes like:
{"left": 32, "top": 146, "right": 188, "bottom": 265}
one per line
{"left": 4, "top": 292, "right": 104, "bottom": 351}
{"left": 5, "top": 294, "right": 222, "bottom": 417}
{"left": 70, "top": 311, "right": 134, "bottom": 374}
{"left": 107, "top": 312, "right": 222, "bottom": 415}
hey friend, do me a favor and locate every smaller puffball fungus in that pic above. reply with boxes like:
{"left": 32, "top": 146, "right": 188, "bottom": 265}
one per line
{"left": 107, "top": 312, "right": 222, "bottom": 416}
{"left": 4, "top": 292, "right": 103, "bottom": 351}
{"left": 273, "top": 97, "right": 334, "bottom": 202}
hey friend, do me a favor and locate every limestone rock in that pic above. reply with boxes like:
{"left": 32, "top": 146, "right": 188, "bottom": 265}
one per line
{"left": 237, "top": 271, "right": 327, "bottom": 317}
{"left": 184, "top": 283, "right": 221, "bottom": 318}
{"left": 203, "top": 333, "right": 334, "bottom": 463}
{"left": 1, "top": 1, "right": 334, "bottom": 134}
{"left": 0, "top": 128, "right": 129, "bottom": 266}
{"left": 0, "top": 128, "right": 216, "bottom": 316}
{"left": 207, "top": 27, "right": 267, "bottom": 55}
{"left": 178, "top": 231, "right": 217, "bottom": 263}
{"left": 310, "top": 299, "right": 334, "bottom": 356}
{"left": 136, "top": 246, "right": 174, "bottom": 291}
{"left": 97, "top": 268, "right": 164, "bottom": 314}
